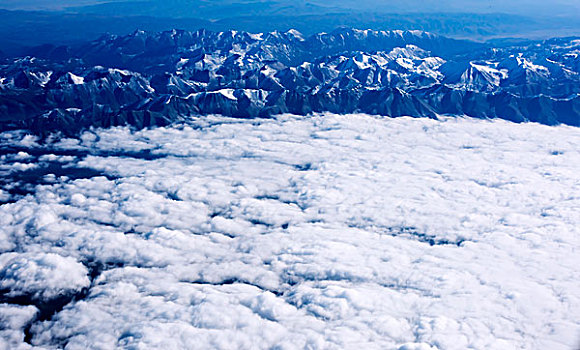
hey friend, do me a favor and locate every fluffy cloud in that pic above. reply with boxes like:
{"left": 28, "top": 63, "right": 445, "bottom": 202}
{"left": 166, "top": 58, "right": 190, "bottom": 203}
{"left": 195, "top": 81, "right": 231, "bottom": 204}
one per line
{"left": 0, "top": 253, "right": 90, "bottom": 300}
{"left": 0, "top": 114, "right": 579, "bottom": 349}
{"left": 0, "top": 304, "right": 37, "bottom": 350}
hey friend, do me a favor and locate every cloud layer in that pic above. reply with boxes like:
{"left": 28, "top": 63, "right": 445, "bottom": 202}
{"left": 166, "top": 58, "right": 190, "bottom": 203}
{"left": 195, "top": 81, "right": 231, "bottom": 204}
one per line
{"left": 0, "top": 114, "right": 579, "bottom": 349}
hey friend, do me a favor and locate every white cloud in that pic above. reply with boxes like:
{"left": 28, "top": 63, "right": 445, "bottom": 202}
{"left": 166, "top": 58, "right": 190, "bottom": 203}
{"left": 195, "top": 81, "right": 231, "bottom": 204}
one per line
{"left": 0, "top": 189, "right": 11, "bottom": 203}
{"left": 0, "top": 114, "right": 579, "bottom": 349}
{"left": 0, "top": 304, "right": 37, "bottom": 350}
{"left": 0, "top": 252, "right": 90, "bottom": 300}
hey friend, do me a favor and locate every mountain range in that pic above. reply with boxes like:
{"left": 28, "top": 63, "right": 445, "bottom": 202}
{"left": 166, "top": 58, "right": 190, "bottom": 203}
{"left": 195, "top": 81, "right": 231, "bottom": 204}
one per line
{"left": 1, "top": 28, "right": 579, "bottom": 134}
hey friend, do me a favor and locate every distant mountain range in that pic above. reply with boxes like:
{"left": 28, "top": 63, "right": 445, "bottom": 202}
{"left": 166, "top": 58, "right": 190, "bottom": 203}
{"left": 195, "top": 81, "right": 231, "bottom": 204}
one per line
{"left": 1, "top": 28, "right": 579, "bottom": 134}
{"left": 4, "top": 0, "right": 580, "bottom": 17}
{"left": 1, "top": 7, "right": 580, "bottom": 56}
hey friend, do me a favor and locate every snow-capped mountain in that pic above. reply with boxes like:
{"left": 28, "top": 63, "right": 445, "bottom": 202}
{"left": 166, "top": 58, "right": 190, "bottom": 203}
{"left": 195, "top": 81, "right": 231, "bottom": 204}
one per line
{"left": 1, "top": 28, "right": 579, "bottom": 133}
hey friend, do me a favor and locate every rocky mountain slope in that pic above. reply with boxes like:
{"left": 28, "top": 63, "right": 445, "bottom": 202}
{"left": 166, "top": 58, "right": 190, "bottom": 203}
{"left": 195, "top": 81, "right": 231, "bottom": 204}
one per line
{"left": 1, "top": 28, "right": 579, "bottom": 133}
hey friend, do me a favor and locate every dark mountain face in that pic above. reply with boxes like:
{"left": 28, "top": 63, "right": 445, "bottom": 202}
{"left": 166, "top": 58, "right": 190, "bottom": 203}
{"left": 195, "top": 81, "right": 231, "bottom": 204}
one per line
{"left": 0, "top": 28, "right": 579, "bottom": 134}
